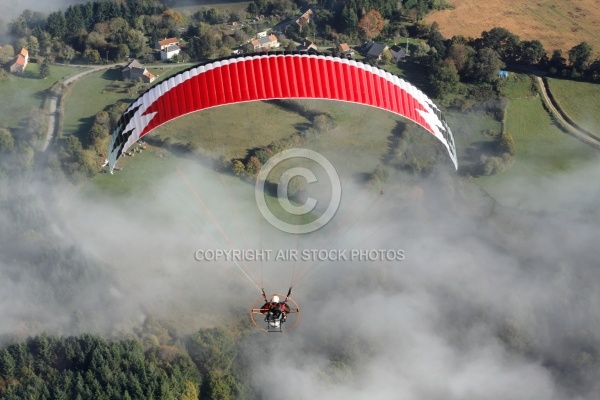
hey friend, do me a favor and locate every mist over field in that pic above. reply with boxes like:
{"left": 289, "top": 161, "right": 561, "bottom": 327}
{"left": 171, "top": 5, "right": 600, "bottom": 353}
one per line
{"left": 240, "top": 157, "right": 600, "bottom": 400}
{"left": 1, "top": 144, "right": 600, "bottom": 398}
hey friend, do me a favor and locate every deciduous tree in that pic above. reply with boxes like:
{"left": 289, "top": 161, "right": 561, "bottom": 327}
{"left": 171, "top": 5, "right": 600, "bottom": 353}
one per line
{"left": 480, "top": 27, "right": 520, "bottom": 62}
{"left": 568, "top": 42, "right": 593, "bottom": 71}
{"left": 358, "top": 9, "right": 384, "bottom": 40}
{"left": 469, "top": 48, "right": 503, "bottom": 83}
{"left": 0, "top": 128, "right": 15, "bottom": 152}
{"left": 0, "top": 44, "right": 14, "bottom": 64}
{"left": 429, "top": 59, "right": 460, "bottom": 98}
{"left": 39, "top": 59, "right": 50, "bottom": 79}
{"left": 517, "top": 40, "right": 545, "bottom": 66}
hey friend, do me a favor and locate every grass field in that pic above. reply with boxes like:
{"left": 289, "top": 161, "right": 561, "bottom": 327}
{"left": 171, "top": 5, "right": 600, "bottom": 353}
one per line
{"left": 149, "top": 101, "right": 308, "bottom": 159}
{"left": 546, "top": 78, "right": 600, "bottom": 135}
{"left": 447, "top": 111, "right": 503, "bottom": 172}
{"left": 62, "top": 67, "right": 132, "bottom": 139}
{"left": 0, "top": 63, "right": 77, "bottom": 130}
{"left": 426, "top": 0, "right": 600, "bottom": 56}
{"left": 62, "top": 65, "right": 191, "bottom": 141}
{"left": 476, "top": 74, "right": 598, "bottom": 211}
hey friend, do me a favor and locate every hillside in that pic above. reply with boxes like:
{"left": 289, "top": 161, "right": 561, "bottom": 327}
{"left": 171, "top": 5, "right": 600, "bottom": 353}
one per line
{"left": 426, "top": 0, "right": 600, "bottom": 55}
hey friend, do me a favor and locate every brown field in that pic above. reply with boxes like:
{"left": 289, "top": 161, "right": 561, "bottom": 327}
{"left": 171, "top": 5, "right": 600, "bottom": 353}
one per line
{"left": 426, "top": 0, "right": 600, "bottom": 56}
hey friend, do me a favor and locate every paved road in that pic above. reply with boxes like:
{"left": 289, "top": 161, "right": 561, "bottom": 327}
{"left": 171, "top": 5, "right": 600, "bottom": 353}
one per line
{"left": 42, "top": 62, "right": 196, "bottom": 152}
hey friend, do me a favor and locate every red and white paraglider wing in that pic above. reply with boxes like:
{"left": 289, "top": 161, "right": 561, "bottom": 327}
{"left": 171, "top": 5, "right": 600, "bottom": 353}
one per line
{"left": 108, "top": 53, "right": 458, "bottom": 172}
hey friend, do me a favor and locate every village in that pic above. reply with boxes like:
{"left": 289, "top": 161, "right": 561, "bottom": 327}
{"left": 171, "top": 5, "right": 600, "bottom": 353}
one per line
{"left": 1, "top": 5, "right": 411, "bottom": 81}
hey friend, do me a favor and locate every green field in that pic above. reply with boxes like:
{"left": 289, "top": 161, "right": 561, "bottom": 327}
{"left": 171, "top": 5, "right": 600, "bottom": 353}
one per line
{"left": 0, "top": 63, "right": 76, "bottom": 130}
{"left": 62, "top": 67, "right": 131, "bottom": 139}
{"left": 147, "top": 98, "right": 423, "bottom": 185}
{"left": 150, "top": 101, "right": 308, "bottom": 159}
{"left": 447, "top": 112, "right": 503, "bottom": 171}
{"left": 476, "top": 74, "right": 598, "bottom": 211}
{"left": 546, "top": 78, "right": 600, "bottom": 135}
{"left": 62, "top": 65, "right": 192, "bottom": 141}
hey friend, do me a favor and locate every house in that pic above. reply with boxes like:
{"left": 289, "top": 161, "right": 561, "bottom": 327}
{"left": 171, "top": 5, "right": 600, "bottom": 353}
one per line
{"left": 296, "top": 9, "right": 313, "bottom": 26}
{"left": 161, "top": 44, "right": 181, "bottom": 60}
{"left": 257, "top": 31, "right": 268, "bottom": 38}
{"left": 9, "top": 48, "right": 28, "bottom": 74}
{"left": 338, "top": 43, "right": 354, "bottom": 57}
{"left": 155, "top": 37, "right": 179, "bottom": 51}
{"left": 389, "top": 45, "right": 407, "bottom": 62}
{"left": 251, "top": 34, "right": 280, "bottom": 51}
{"left": 296, "top": 39, "right": 318, "bottom": 52}
{"left": 362, "top": 42, "right": 389, "bottom": 60}
{"left": 121, "top": 59, "right": 156, "bottom": 83}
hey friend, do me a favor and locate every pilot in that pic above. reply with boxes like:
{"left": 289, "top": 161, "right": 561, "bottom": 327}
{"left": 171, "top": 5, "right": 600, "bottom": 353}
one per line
{"left": 264, "top": 295, "right": 289, "bottom": 323}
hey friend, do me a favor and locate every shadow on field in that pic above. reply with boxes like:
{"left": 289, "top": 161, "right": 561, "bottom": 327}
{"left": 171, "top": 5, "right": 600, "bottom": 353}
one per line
{"left": 100, "top": 68, "right": 122, "bottom": 81}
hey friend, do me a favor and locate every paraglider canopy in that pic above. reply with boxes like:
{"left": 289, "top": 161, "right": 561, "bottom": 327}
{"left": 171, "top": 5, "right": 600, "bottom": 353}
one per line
{"left": 108, "top": 52, "right": 458, "bottom": 173}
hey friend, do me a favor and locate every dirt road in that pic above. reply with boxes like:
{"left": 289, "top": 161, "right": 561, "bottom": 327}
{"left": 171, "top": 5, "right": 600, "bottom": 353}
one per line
{"left": 536, "top": 76, "right": 600, "bottom": 150}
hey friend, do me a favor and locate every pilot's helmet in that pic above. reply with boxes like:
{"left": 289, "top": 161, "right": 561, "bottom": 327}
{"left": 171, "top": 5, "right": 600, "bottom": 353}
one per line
{"left": 272, "top": 295, "right": 280, "bottom": 303}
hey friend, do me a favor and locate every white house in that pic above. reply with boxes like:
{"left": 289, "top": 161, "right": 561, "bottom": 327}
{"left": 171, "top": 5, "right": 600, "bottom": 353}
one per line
{"left": 161, "top": 44, "right": 181, "bottom": 60}
{"left": 155, "top": 37, "right": 179, "bottom": 51}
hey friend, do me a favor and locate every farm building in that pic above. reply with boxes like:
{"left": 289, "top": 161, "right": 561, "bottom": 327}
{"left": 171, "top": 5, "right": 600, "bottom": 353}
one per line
{"left": 9, "top": 48, "right": 28, "bottom": 74}
{"left": 297, "top": 39, "right": 318, "bottom": 52}
{"left": 122, "top": 59, "right": 156, "bottom": 83}
{"left": 389, "top": 45, "right": 407, "bottom": 62}
{"left": 251, "top": 35, "right": 280, "bottom": 51}
{"left": 362, "top": 42, "right": 388, "bottom": 60}
{"left": 338, "top": 43, "right": 354, "bottom": 57}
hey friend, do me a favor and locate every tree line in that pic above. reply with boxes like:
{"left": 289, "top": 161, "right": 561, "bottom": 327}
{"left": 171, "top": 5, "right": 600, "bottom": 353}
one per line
{"left": 0, "top": 322, "right": 247, "bottom": 399}
{"left": 3, "top": 0, "right": 169, "bottom": 64}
